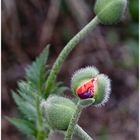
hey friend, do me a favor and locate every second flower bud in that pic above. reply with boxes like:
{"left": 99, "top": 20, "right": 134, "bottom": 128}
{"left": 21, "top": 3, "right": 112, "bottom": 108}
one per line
{"left": 71, "top": 66, "right": 111, "bottom": 106}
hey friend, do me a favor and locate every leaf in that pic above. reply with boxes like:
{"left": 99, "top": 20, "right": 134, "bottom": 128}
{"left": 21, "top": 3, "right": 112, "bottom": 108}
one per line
{"left": 51, "top": 82, "right": 69, "bottom": 95}
{"left": 8, "top": 46, "right": 52, "bottom": 139}
{"left": 6, "top": 117, "right": 37, "bottom": 137}
{"left": 12, "top": 92, "right": 37, "bottom": 121}
{"left": 17, "top": 81, "right": 36, "bottom": 105}
{"left": 25, "top": 46, "right": 50, "bottom": 93}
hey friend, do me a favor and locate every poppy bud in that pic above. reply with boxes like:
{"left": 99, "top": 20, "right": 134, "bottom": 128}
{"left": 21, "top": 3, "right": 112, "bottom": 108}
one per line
{"left": 41, "top": 96, "right": 76, "bottom": 130}
{"left": 71, "top": 66, "right": 99, "bottom": 94}
{"left": 71, "top": 66, "right": 111, "bottom": 106}
{"left": 94, "top": 0, "right": 127, "bottom": 24}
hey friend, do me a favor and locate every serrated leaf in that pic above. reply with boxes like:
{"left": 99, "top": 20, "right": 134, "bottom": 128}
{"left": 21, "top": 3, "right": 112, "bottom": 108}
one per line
{"left": 12, "top": 92, "right": 37, "bottom": 121}
{"left": 25, "top": 46, "right": 50, "bottom": 93}
{"left": 18, "top": 89, "right": 36, "bottom": 106}
{"left": 6, "top": 117, "right": 36, "bottom": 137}
{"left": 8, "top": 46, "right": 51, "bottom": 139}
{"left": 17, "top": 81, "right": 36, "bottom": 105}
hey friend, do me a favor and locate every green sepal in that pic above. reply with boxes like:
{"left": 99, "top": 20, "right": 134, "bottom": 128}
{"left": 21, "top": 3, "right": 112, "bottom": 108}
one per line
{"left": 93, "top": 74, "right": 111, "bottom": 106}
{"left": 79, "top": 98, "right": 95, "bottom": 108}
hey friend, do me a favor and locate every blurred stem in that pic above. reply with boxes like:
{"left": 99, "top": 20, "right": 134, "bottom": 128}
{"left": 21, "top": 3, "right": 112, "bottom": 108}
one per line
{"left": 45, "top": 16, "right": 99, "bottom": 98}
{"left": 64, "top": 100, "right": 83, "bottom": 140}
{"left": 36, "top": 96, "right": 45, "bottom": 140}
{"left": 75, "top": 125, "right": 93, "bottom": 140}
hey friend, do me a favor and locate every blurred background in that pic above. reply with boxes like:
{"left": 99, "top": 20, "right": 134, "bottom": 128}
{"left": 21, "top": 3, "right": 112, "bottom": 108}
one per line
{"left": 2, "top": 0, "right": 139, "bottom": 140}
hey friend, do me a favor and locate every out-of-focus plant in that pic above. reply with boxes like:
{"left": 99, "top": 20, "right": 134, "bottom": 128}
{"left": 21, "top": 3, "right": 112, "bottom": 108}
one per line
{"left": 119, "top": 0, "right": 138, "bottom": 68}
{"left": 7, "top": 0, "right": 127, "bottom": 139}
{"left": 129, "top": 0, "right": 138, "bottom": 22}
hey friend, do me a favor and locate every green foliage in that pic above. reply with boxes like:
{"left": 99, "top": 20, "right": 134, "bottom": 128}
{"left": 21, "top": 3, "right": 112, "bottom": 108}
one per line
{"left": 51, "top": 82, "right": 69, "bottom": 95}
{"left": 128, "top": 23, "right": 139, "bottom": 39}
{"left": 129, "top": 0, "right": 138, "bottom": 21}
{"left": 8, "top": 46, "right": 68, "bottom": 139}
{"left": 25, "top": 46, "right": 50, "bottom": 94}
{"left": 125, "top": 39, "right": 139, "bottom": 67}
{"left": 7, "top": 117, "right": 36, "bottom": 137}
{"left": 128, "top": 40, "right": 138, "bottom": 65}
{"left": 12, "top": 91, "right": 37, "bottom": 121}
{"left": 17, "top": 81, "right": 36, "bottom": 106}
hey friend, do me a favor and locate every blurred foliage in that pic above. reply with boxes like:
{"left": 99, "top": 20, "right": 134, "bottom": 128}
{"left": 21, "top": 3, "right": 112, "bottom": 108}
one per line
{"left": 129, "top": 0, "right": 139, "bottom": 22}
{"left": 126, "top": 0, "right": 139, "bottom": 67}
{"left": 106, "top": 0, "right": 139, "bottom": 69}
{"left": 106, "top": 30, "right": 120, "bottom": 46}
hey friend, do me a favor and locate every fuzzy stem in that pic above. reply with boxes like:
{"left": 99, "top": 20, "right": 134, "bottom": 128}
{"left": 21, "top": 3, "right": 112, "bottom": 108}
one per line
{"left": 64, "top": 101, "right": 83, "bottom": 140}
{"left": 36, "top": 96, "right": 45, "bottom": 140}
{"left": 45, "top": 16, "right": 99, "bottom": 98}
{"left": 75, "top": 125, "right": 93, "bottom": 140}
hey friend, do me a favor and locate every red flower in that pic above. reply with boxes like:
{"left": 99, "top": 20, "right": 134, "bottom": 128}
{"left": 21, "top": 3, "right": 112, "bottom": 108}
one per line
{"left": 76, "top": 79, "right": 96, "bottom": 99}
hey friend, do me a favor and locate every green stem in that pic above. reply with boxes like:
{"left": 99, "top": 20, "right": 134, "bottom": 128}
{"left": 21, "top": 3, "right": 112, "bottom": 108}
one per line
{"left": 75, "top": 125, "right": 93, "bottom": 140}
{"left": 45, "top": 16, "right": 99, "bottom": 98}
{"left": 36, "top": 96, "right": 45, "bottom": 140}
{"left": 64, "top": 101, "right": 83, "bottom": 140}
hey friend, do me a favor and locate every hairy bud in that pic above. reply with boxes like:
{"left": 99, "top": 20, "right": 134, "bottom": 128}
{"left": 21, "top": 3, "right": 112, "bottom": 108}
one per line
{"left": 71, "top": 66, "right": 111, "bottom": 106}
{"left": 41, "top": 96, "right": 76, "bottom": 130}
{"left": 94, "top": 0, "right": 127, "bottom": 24}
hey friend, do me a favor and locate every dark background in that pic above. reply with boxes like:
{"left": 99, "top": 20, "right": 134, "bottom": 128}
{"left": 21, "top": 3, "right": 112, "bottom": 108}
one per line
{"left": 2, "top": 0, "right": 139, "bottom": 140}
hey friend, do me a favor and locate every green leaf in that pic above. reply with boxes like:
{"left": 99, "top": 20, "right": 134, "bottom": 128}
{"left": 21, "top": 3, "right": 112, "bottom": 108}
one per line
{"left": 17, "top": 81, "right": 36, "bottom": 105}
{"left": 8, "top": 46, "right": 52, "bottom": 138}
{"left": 12, "top": 92, "right": 37, "bottom": 121}
{"left": 26, "top": 46, "right": 50, "bottom": 93}
{"left": 51, "top": 82, "right": 68, "bottom": 95}
{"left": 6, "top": 117, "right": 36, "bottom": 137}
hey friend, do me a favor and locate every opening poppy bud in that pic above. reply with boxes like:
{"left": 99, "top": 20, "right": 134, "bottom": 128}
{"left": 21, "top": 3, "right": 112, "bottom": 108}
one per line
{"left": 71, "top": 66, "right": 111, "bottom": 106}
{"left": 41, "top": 96, "right": 76, "bottom": 130}
{"left": 71, "top": 66, "right": 99, "bottom": 95}
{"left": 94, "top": 0, "right": 127, "bottom": 24}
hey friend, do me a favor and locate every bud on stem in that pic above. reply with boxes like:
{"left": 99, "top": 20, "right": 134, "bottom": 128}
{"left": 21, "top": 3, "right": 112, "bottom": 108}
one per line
{"left": 45, "top": 17, "right": 99, "bottom": 98}
{"left": 71, "top": 66, "right": 111, "bottom": 106}
{"left": 94, "top": 0, "right": 127, "bottom": 24}
{"left": 41, "top": 96, "right": 76, "bottom": 130}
